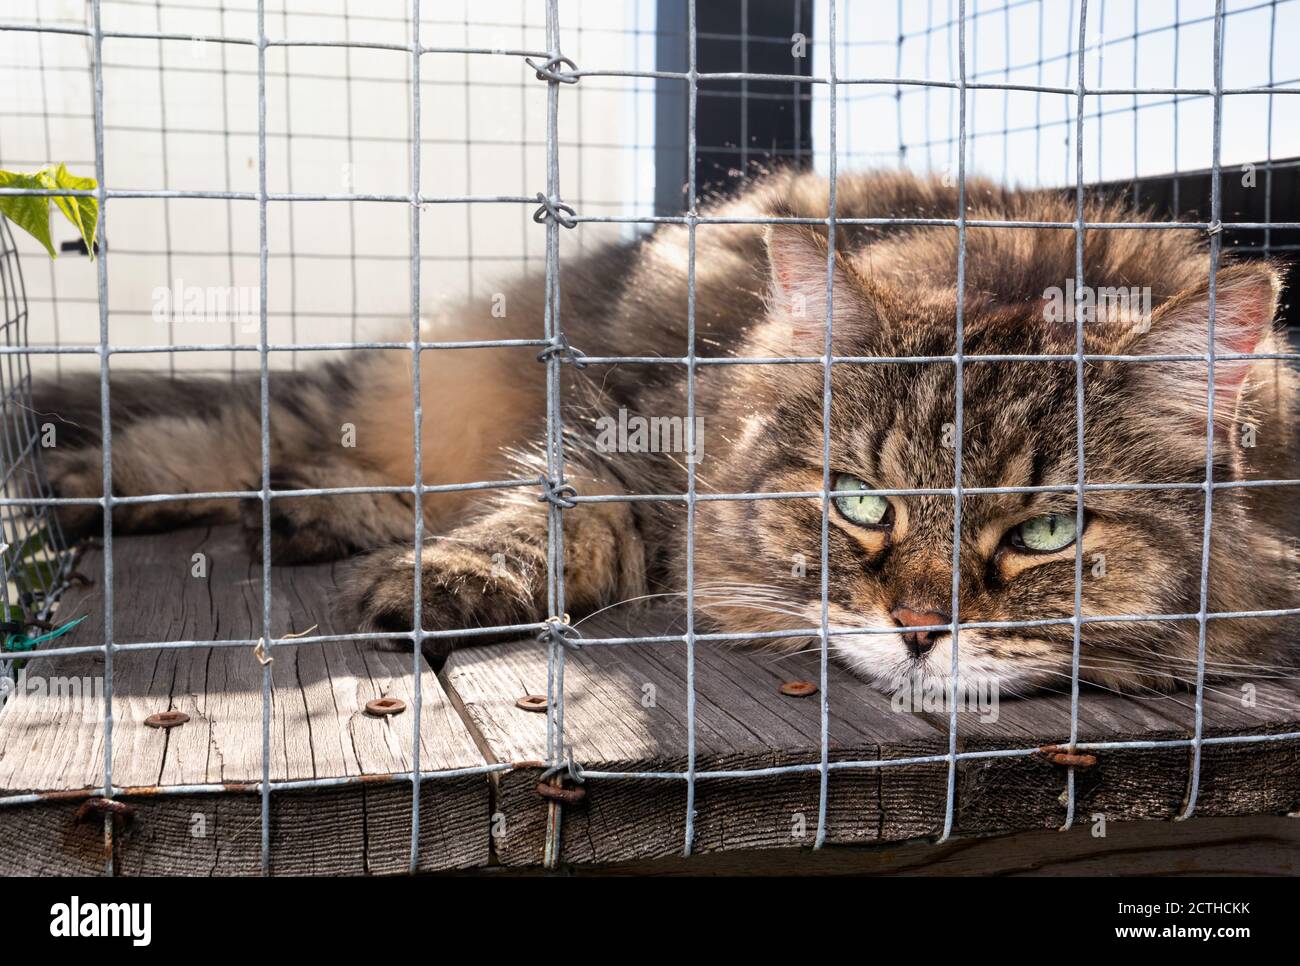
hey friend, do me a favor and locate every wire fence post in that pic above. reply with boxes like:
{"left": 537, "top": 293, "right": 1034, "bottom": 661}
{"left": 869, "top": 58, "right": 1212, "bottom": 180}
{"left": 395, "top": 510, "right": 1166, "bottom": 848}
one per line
{"left": 86, "top": 0, "right": 117, "bottom": 875}
{"left": 682, "top": 0, "right": 699, "bottom": 857}
{"left": 813, "top": 0, "right": 838, "bottom": 852}
{"left": 407, "top": 0, "right": 426, "bottom": 874}
{"left": 937, "top": 0, "right": 968, "bottom": 846}
{"left": 1178, "top": 0, "right": 1228, "bottom": 823}
{"left": 1065, "top": 0, "right": 1091, "bottom": 832}
{"left": 255, "top": 0, "right": 273, "bottom": 877}
{"left": 539, "top": 0, "right": 576, "bottom": 869}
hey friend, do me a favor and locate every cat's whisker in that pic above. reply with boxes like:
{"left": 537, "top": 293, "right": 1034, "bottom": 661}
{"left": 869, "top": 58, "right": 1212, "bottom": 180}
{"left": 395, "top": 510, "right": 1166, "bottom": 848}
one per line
{"left": 761, "top": 644, "right": 829, "bottom": 662}
{"left": 1007, "top": 662, "right": 1300, "bottom": 714}
{"left": 1074, "top": 653, "right": 1300, "bottom": 679}
{"left": 571, "top": 587, "right": 818, "bottom": 635}
{"left": 1003, "top": 666, "right": 1181, "bottom": 701}
{"left": 572, "top": 591, "right": 689, "bottom": 627}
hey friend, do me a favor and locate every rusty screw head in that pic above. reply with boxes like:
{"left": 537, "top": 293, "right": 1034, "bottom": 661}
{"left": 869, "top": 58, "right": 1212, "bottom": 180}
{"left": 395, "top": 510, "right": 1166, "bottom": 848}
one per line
{"left": 536, "top": 781, "right": 586, "bottom": 804}
{"left": 1038, "top": 744, "right": 1098, "bottom": 769}
{"left": 365, "top": 697, "right": 406, "bottom": 718}
{"left": 75, "top": 797, "right": 134, "bottom": 825}
{"left": 516, "top": 694, "right": 548, "bottom": 712}
{"left": 779, "top": 680, "right": 818, "bottom": 697}
{"left": 144, "top": 710, "right": 189, "bottom": 729}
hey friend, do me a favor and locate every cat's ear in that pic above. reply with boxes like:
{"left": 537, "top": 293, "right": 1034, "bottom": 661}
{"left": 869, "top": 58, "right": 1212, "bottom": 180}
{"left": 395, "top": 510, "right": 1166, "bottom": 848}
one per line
{"left": 763, "top": 223, "right": 875, "bottom": 354}
{"left": 1123, "top": 262, "right": 1282, "bottom": 432}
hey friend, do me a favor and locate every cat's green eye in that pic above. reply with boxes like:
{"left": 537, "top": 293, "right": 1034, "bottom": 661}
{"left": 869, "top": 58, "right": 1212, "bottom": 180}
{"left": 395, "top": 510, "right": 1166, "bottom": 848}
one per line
{"left": 832, "top": 473, "right": 891, "bottom": 528}
{"left": 1011, "top": 513, "right": 1078, "bottom": 553}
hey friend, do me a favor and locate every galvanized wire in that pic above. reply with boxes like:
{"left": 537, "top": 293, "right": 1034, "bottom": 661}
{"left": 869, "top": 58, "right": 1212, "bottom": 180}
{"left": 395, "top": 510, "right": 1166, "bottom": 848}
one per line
{"left": 0, "top": 0, "right": 1294, "bottom": 873}
{"left": 1179, "top": 0, "right": 1230, "bottom": 823}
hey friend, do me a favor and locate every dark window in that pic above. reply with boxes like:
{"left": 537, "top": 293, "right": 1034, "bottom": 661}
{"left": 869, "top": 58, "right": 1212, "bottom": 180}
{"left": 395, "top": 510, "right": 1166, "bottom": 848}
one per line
{"left": 655, "top": 0, "right": 813, "bottom": 215}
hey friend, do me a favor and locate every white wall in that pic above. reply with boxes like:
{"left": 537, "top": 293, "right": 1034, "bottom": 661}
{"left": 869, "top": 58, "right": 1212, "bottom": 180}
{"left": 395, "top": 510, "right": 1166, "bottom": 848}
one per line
{"left": 0, "top": 0, "right": 656, "bottom": 376}
{"left": 8, "top": 0, "right": 1295, "bottom": 382}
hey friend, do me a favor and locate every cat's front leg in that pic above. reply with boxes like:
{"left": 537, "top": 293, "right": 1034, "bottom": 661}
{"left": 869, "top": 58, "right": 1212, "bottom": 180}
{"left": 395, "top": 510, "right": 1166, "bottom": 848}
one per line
{"left": 342, "top": 462, "right": 646, "bottom": 660}
{"left": 238, "top": 465, "right": 418, "bottom": 565}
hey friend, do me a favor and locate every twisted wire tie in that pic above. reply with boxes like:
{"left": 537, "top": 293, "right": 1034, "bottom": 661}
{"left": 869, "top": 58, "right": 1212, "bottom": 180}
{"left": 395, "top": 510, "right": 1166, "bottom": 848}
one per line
{"left": 532, "top": 192, "right": 578, "bottom": 228}
{"left": 540, "top": 748, "right": 585, "bottom": 785}
{"left": 525, "top": 54, "right": 579, "bottom": 84}
{"left": 535, "top": 331, "right": 587, "bottom": 368}
{"left": 538, "top": 612, "right": 580, "bottom": 651}
{"left": 536, "top": 475, "right": 578, "bottom": 510}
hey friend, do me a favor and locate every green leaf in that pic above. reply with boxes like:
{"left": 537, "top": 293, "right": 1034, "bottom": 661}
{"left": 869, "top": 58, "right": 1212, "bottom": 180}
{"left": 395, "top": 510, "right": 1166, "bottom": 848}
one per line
{"left": 0, "top": 165, "right": 99, "bottom": 260}
{"left": 45, "top": 164, "right": 98, "bottom": 256}
{"left": 0, "top": 170, "right": 57, "bottom": 257}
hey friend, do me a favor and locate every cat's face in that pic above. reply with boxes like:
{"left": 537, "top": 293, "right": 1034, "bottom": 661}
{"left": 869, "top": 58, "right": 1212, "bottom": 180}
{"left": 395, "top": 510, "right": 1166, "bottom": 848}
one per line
{"left": 694, "top": 225, "right": 1292, "bottom": 698}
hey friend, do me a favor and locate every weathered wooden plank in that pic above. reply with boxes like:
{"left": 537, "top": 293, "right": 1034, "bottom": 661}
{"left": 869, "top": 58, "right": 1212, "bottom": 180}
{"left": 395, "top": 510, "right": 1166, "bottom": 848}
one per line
{"left": 0, "top": 526, "right": 490, "bottom": 875}
{"left": 947, "top": 689, "right": 1199, "bottom": 835}
{"left": 1150, "top": 683, "right": 1300, "bottom": 818}
{"left": 946, "top": 676, "right": 1300, "bottom": 836}
{"left": 442, "top": 607, "right": 949, "bottom": 866}
{"left": 0, "top": 781, "right": 483, "bottom": 876}
{"left": 445, "top": 606, "right": 1300, "bottom": 865}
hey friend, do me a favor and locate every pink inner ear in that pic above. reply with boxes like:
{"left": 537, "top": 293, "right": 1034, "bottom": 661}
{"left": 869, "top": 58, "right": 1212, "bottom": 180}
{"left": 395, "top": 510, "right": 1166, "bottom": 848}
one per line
{"left": 773, "top": 256, "right": 807, "bottom": 294}
{"left": 762, "top": 228, "right": 878, "bottom": 357}
{"left": 1134, "top": 268, "right": 1280, "bottom": 434}
{"left": 1215, "top": 303, "right": 1270, "bottom": 357}
{"left": 1152, "top": 271, "right": 1277, "bottom": 359}
{"left": 767, "top": 227, "right": 830, "bottom": 307}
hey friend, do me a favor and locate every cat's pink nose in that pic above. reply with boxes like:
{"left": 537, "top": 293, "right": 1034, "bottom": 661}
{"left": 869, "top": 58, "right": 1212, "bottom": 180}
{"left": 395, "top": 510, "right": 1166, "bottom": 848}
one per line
{"left": 891, "top": 605, "right": 951, "bottom": 658}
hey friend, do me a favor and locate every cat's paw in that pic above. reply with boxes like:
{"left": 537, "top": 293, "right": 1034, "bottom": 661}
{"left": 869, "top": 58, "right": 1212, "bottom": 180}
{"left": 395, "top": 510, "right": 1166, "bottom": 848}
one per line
{"left": 341, "top": 543, "right": 539, "bottom": 659}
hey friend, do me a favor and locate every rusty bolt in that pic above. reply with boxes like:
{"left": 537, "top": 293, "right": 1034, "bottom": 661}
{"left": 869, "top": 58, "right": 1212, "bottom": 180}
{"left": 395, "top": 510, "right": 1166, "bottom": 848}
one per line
{"left": 365, "top": 697, "right": 406, "bottom": 717}
{"left": 780, "top": 680, "right": 818, "bottom": 697}
{"left": 536, "top": 781, "right": 586, "bottom": 804}
{"left": 516, "top": 694, "right": 548, "bottom": 712}
{"left": 144, "top": 710, "right": 189, "bottom": 729}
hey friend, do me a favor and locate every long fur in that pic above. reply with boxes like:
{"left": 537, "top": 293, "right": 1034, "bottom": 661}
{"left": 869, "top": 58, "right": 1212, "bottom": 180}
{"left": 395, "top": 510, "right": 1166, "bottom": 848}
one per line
{"left": 31, "top": 169, "right": 1300, "bottom": 693}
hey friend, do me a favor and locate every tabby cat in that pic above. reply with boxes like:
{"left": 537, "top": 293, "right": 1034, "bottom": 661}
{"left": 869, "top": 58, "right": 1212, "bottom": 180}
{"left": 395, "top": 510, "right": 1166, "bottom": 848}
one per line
{"left": 35, "top": 170, "right": 1300, "bottom": 697}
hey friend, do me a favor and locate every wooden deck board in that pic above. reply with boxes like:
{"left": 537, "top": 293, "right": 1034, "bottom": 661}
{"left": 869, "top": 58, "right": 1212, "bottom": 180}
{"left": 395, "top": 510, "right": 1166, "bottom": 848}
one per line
{"left": 947, "top": 678, "right": 1300, "bottom": 836}
{"left": 442, "top": 612, "right": 949, "bottom": 865}
{"left": 443, "top": 607, "right": 1300, "bottom": 864}
{"left": 0, "top": 526, "right": 489, "bottom": 875}
{"left": 1, "top": 525, "right": 1297, "bottom": 873}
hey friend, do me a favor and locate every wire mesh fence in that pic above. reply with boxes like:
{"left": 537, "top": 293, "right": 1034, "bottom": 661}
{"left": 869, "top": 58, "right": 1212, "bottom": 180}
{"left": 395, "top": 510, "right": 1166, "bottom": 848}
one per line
{"left": 0, "top": 214, "right": 78, "bottom": 677}
{"left": 0, "top": 0, "right": 1298, "bottom": 874}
